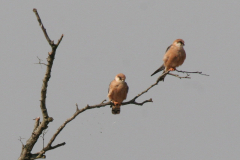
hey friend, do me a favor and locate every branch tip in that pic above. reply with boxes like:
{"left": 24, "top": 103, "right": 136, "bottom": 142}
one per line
{"left": 76, "top": 103, "right": 79, "bottom": 111}
{"left": 175, "top": 69, "right": 209, "bottom": 76}
{"left": 101, "top": 99, "right": 107, "bottom": 103}
{"left": 48, "top": 117, "right": 53, "bottom": 122}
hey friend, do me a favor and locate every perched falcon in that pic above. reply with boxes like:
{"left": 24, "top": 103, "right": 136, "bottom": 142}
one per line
{"left": 108, "top": 73, "right": 129, "bottom": 114}
{"left": 151, "top": 39, "right": 186, "bottom": 81}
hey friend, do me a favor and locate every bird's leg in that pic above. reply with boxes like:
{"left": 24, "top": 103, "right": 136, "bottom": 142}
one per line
{"left": 168, "top": 67, "right": 176, "bottom": 71}
{"left": 113, "top": 101, "right": 119, "bottom": 106}
{"left": 109, "top": 100, "right": 113, "bottom": 108}
{"left": 113, "top": 102, "right": 122, "bottom": 108}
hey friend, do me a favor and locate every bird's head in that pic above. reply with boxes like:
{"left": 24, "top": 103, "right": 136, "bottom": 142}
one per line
{"left": 115, "top": 73, "right": 126, "bottom": 82}
{"left": 173, "top": 39, "right": 185, "bottom": 47}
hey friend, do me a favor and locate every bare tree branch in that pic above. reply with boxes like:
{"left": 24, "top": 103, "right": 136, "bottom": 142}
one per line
{"left": 56, "top": 34, "right": 64, "bottom": 46}
{"left": 156, "top": 71, "right": 170, "bottom": 83}
{"left": 18, "top": 137, "right": 25, "bottom": 158}
{"left": 168, "top": 73, "right": 191, "bottom": 79}
{"left": 101, "top": 99, "right": 107, "bottom": 103}
{"left": 29, "top": 153, "right": 46, "bottom": 160}
{"left": 33, "top": 8, "right": 52, "bottom": 45}
{"left": 155, "top": 69, "right": 209, "bottom": 82}
{"left": 18, "top": 137, "right": 25, "bottom": 151}
{"left": 34, "top": 56, "right": 48, "bottom": 67}
{"left": 40, "top": 130, "right": 48, "bottom": 149}
{"left": 176, "top": 69, "right": 209, "bottom": 76}
{"left": 49, "top": 142, "right": 66, "bottom": 150}
{"left": 76, "top": 103, "right": 79, "bottom": 111}
{"left": 18, "top": 8, "right": 64, "bottom": 160}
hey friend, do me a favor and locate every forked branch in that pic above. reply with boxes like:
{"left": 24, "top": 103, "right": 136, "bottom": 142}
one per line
{"left": 18, "top": 8, "right": 64, "bottom": 160}
{"left": 156, "top": 69, "right": 209, "bottom": 82}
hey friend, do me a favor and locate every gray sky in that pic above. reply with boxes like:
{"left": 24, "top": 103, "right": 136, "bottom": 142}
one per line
{"left": 1, "top": 1, "right": 240, "bottom": 159}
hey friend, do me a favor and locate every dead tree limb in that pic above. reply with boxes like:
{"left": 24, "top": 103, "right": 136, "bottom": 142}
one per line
{"left": 18, "top": 8, "right": 63, "bottom": 160}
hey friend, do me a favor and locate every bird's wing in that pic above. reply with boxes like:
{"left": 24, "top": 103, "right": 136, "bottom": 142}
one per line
{"left": 165, "top": 44, "right": 172, "bottom": 52}
{"left": 151, "top": 64, "right": 165, "bottom": 76}
{"left": 123, "top": 83, "right": 129, "bottom": 100}
{"left": 108, "top": 80, "right": 117, "bottom": 100}
{"left": 151, "top": 45, "right": 172, "bottom": 76}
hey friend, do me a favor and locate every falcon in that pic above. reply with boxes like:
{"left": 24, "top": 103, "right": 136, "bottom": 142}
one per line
{"left": 151, "top": 39, "right": 186, "bottom": 81}
{"left": 108, "top": 73, "right": 129, "bottom": 114}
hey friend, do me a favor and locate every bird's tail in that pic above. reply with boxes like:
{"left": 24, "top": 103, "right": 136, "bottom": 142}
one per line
{"left": 111, "top": 103, "right": 121, "bottom": 114}
{"left": 151, "top": 64, "right": 165, "bottom": 76}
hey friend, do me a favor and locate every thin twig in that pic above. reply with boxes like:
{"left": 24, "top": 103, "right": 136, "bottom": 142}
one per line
{"left": 35, "top": 56, "right": 48, "bottom": 67}
{"left": 155, "top": 69, "right": 209, "bottom": 82}
{"left": 76, "top": 103, "right": 79, "bottom": 111}
{"left": 168, "top": 73, "right": 191, "bottom": 79}
{"left": 33, "top": 8, "right": 52, "bottom": 45}
{"left": 18, "top": 137, "right": 25, "bottom": 146}
{"left": 56, "top": 34, "right": 64, "bottom": 46}
{"left": 18, "top": 137, "right": 25, "bottom": 155}
{"left": 101, "top": 99, "right": 107, "bottom": 103}
{"left": 40, "top": 130, "right": 48, "bottom": 149}
{"left": 175, "top": 69, "right": 209, "bottom": 76}
{"left": 48, "top": 142, "right": 66, "bottom": 150}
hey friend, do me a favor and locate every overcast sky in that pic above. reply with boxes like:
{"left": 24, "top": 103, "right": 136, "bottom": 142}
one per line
{"left": 1, "top": 1, "right": 240, "bottom": 160}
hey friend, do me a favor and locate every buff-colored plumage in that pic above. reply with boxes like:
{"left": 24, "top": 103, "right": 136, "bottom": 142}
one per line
{"left": 108, "top": 73, "right": 129, "bottom": 114}
{"left": 151, "top": 39, "right": 186, "bottom": 81}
